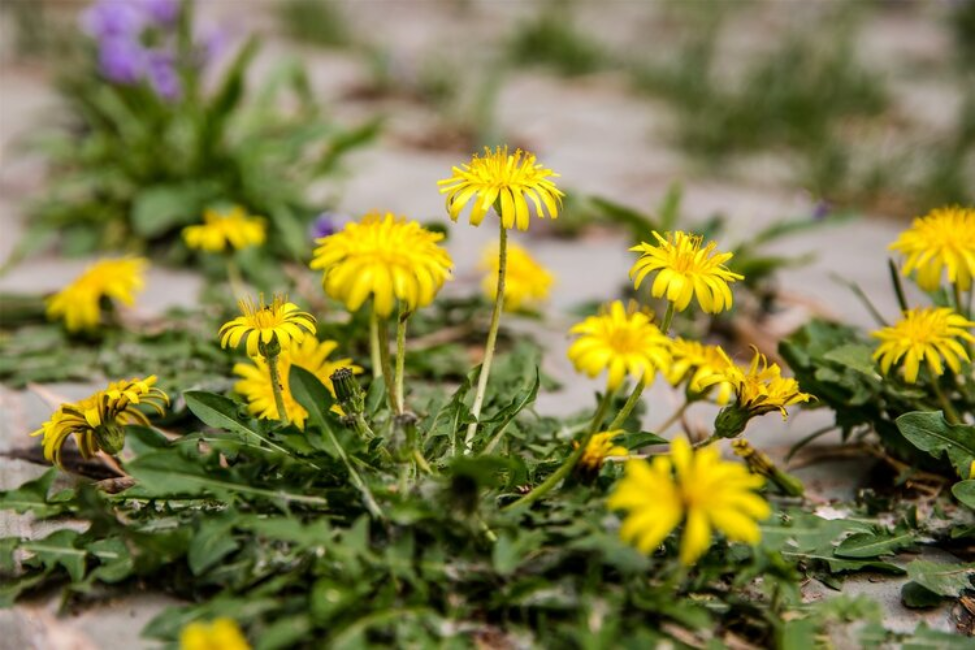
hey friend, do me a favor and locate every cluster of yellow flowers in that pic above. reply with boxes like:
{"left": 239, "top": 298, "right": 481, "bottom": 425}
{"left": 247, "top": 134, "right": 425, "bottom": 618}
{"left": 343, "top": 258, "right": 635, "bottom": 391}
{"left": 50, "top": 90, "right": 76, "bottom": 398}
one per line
{"left": 31, "top": 143, "right": 975, "bottom": 590}
{"left": 872, "top": 206, "right": 975, "bottom": 388}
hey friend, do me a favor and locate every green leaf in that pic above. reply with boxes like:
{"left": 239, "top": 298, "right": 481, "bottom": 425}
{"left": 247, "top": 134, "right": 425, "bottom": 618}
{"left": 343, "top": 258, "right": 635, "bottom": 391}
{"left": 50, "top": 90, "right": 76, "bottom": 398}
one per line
{"left": 901, "top": 582, "right": 945, "bottom": 609}
{"left": 131, "top": 184, "right": 209, "bottom": 237}
{"left": 905, "top": 560, "right": 974, "bottom": 598}
{"left": 951, "top": 480, "right": 974, "bottom": 509}
{"left": 493, "top": 530, "right": 546, "bottom": 576}
{"left": 902, "top": 623, "right": 973, "bottom": 649}
{"left": 834, "top": 531, "right": 915, "bottom": 559}
{"left": 188, "top": 519, "right": 239, "bottom": 576}
{"left": 124, "top": 451, "right": 327, "bottom": 506}
{"left": 822, "top": 344, "right": 879, "bottom": 377}
{"left": 287, "top": 366, "right": 337, "bottom": 432}
{"left": 895, "top": 411, "right": 975, "bottom": 477}
{"left": 0, "top": 468, "right": 73, "bottom": 518}
{"left": 621, "top": 431, "right": 668, "bottom": 450}
{"left": 184, "top": 391, "right": 298, "bottom": 460}
{"left": 21, "top": 529, "right": 87, "bottom": 582}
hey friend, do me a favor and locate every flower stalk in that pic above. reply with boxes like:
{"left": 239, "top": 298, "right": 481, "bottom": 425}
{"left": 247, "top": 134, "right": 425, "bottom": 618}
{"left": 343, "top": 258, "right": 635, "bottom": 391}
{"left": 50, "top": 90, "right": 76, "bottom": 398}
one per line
{"left": 395, "top": 303, "right": 411, "bottom": 414}
{"left": 465, "top": 222, "right": 508, "bottom": 453}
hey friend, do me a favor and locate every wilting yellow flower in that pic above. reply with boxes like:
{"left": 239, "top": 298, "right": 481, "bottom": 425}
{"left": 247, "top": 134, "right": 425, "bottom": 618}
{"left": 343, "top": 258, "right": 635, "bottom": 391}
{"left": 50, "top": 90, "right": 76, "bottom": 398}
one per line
{"left": 872, "top": 307, "right": 974, "bottom": 384}
{"left": 31, "top": 376, "right": 169, "bottom": 467}
{"left": 219, "top": 294, "right": 316, "bottom": 358}
{"left": 46, "top": 257, "right": 148, "bottom": 332}
{"left": 889, "top": 206, "right": 975, "bottom": 291}
{"left": 180, "top": 618, "right": 250, "bottom": 650}
{"left": 630, "top": 231, "right": 743, "bottom": 314}
{"left": 575, "top": 430, "right": 627, "bottom": 474}
{"left": 310, "top": 213, "right": 453, "bottom": 317}
{"left": 707, "top": 348, "right": 813, "bottom": 420}
{"left": 481, "top": 241, "right": 554, "bottom": 312}
{"left": 437, "top": 146, "right": 564, "bottom": 231}
{"left": 234, "top": 336, "right": 362, "bottom": 429}
{"left": 567, "top": 301, "right": 672, "bottom": 391}
{"left": 667, "top": 338, "right": 736, "bottom": 405}
{"left": 182, "top": 206, "right": 267, "bottom": 253}
{"left": 608, "top": 437, "right": 770, "bottom": 566}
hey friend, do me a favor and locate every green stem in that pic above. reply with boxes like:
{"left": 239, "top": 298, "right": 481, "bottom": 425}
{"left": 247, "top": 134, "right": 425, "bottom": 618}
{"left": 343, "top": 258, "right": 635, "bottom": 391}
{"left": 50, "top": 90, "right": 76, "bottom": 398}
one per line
{"left": 323, "top": 426, "right": 384, "bottom": 519}
{"left": 607, "top": 381, "right": 645, "bottom": 432}
{"left": 660, "top": 302, "right": 676, "bottom": 335}
{"left": 370, "top": 307, "right": 383, "bottom": 380}
{"left": 588, "top": 388, "right": 616, "bottom": 435}
{"left": 504, "top": 386, "right": 618, "bottom": 511}
{"left": 504, "top": 442, "right": 586, "bottom": 511}
{"left": 655, "top": 401, "right": 691, "bottom": 434}
{"left": 464, "top": 223, "right": 508, "bottom": 453}
{"left": 953, "top": 282, "right": 966, "bottom": 316}
{"left": 394, "top": 303, "right": 411, "bottom": 414}
{"left": 693, "top": 433, "right": 720, "bottom": 449}
{"left": 376, "top": 314, "right": 397, "bottom": 412}
{"left": 888, "top": 259, "right": 909, "bottom": 313}
{"left": 226, "top": 256, "right": 245, "bottom": 298}
{"left": 266, "top": 354, "right": 290, "bottom": 427}
{"left": 931, "top": 376, "right": 961, "bottom": 424}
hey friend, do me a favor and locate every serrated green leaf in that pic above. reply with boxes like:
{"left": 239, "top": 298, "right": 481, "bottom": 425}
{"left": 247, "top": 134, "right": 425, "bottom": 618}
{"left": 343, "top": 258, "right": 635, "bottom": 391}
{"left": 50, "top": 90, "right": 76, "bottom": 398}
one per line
{"left": 834, "top": 531, "right": 915, "bottom": 559}
{"left": 896, "top": 411, "right": 974, "bottom": 477}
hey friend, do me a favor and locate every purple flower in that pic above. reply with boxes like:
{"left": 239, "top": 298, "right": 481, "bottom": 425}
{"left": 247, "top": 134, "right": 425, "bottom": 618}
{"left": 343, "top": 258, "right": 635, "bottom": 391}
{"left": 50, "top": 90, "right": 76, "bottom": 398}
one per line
{"left": 98, "top": 36, "right": 147, "bottom": 84}
{"left": 811, "top": 200, "right": 832, "bottom": 221}
{"left": 309, "top": 212, "right": 351, "bottom": 240}
{"left": 146, "top": 50, "right": 181, "bottom": 100}
{"left": 141, "top": 0, "right": 179, "bottom": 25}
{"left": 81, "top": 1, "right": 146, "bottom": 39}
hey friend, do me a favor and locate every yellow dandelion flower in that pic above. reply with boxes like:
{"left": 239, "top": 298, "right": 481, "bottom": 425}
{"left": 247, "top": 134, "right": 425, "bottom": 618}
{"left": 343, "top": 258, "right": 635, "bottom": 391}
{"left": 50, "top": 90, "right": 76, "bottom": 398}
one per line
{"left": 630, "top": 231, "right": 743, "bottom": 314}
{"left": 608, "top": 437, "right": 770, "bottom": 566}
{"left": 309, "top": 213, "right": 453, "bottom": 318}
{"left": 872, "top": 307, "right": 974, "bottom": 384}
{"left": 567, "top": 301, "right": 672, "bottom": 391}
{"left": 889, "top": 206, "right": 975, "bottom": 291}
{"left": 234, "top": 336, "right": 362, "bottom": 429}
{"left": 574, "top": 430, "right": 628, "bottom": 475}
{"left": 219, "top": 294, "right": 316, "bottom": 358}
{"left": 45, "top": 257, "right": 148, "bottom": 332}
{"left": 31, "top": 376, "right": 169, "bottom": 467}
{"left": 707, "top": 348, "right": 813, "bottom": 420}
{"left": 180, "top": 618, "right": 250, "bottom": 650}
{"left": 667, "top": 338, "right": 736, "bottom": 405}
{"left": 437, "top": 146, "right": 564, "bottom": 231}
{"left": 182, "top": 206, "right": 267, "bottom": 254}
{"left": 480, "top": 241, "right": 554, "bottom": 312}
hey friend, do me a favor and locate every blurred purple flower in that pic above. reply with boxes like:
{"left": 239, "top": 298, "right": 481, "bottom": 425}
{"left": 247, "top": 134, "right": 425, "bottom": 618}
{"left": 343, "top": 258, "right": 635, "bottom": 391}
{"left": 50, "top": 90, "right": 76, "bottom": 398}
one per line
{"left": 309, "top": 212, "right": 352, "bottom": 240}
{"left": 81, "top": 1, "right": 146, "bottom": 39}
{"left": 146, "top": 50, "right": 181, "bottom": 100}
{"left": 141, "top": 0, "right": 179, "bottom": 25}
{"left": 98, "top": 37, "right": 146, "bottom": 84}
{"left": 811, "top": 200, "right": 832, "bottom": 221}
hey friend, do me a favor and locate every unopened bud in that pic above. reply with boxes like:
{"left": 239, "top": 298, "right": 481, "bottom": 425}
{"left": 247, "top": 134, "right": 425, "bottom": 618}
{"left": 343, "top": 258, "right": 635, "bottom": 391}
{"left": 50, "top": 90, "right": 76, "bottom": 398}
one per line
{"left": 732, "top": 439, "right": 804, "bottom": 497}
{"left": 331, "top": 368, "right": 364, "bottom": 415}
{"left": 94, "top": 421, "right": 127, "bottom": 456}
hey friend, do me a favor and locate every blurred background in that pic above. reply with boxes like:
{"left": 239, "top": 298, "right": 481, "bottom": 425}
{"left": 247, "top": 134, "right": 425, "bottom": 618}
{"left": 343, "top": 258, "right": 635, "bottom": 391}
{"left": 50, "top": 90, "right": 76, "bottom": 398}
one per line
{"left": 0, "top": 0, "right": 972, "bottom": 344}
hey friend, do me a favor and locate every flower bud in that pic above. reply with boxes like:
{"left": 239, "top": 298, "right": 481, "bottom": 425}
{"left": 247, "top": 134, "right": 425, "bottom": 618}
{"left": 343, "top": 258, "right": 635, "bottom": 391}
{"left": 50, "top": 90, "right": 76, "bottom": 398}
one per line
{"left": 331, "top": 367, "right": 364, "bottom": 415}
{"left": 94, "top": 421, "right": 127, "bottom": 456}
